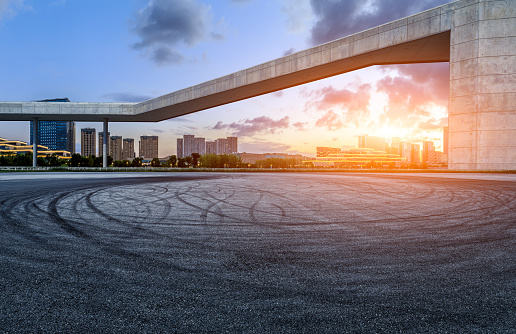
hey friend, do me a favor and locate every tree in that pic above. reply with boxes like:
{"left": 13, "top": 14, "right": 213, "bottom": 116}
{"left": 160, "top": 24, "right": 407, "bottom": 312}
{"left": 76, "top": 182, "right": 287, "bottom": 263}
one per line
{"left": 70, "top": 154, "right": 81, "bottom": 167}
{"left": 151, "top": 157, "right": 161, "bottom": 167}
{"left": 177, "top": 157, "right": 187, "bottom": 167}
{"left": 131, "top": 157, "right": 143, "bottom": 167}
{"left": 113, "top": 160, "right": 130, "bottom": 167}
{"left": 191, "top": 153, "right": 200, "bottom": 168}
{"left": 166, "top": 155, "right": 177, "bottom": 167}
{"left": 185, "top": 156, "right": 193, "bottom": 166}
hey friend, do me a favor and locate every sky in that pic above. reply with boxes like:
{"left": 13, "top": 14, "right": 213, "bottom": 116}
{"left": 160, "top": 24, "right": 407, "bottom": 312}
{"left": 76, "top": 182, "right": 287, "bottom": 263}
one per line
{"left": 0, "top": 0, "right": 454, "bottom": 157}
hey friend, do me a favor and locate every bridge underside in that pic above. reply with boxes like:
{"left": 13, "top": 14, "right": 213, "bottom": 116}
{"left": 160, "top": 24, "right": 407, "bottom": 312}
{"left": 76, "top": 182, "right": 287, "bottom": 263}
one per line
{"left": 136, "top": 32, "right": 450, "bottom": 123}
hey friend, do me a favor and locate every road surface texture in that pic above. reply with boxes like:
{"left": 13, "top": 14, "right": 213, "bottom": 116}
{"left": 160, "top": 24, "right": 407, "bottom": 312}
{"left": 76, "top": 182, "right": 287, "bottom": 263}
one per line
{"left": 1, "top": 172, "right": 515, "bottom": 332}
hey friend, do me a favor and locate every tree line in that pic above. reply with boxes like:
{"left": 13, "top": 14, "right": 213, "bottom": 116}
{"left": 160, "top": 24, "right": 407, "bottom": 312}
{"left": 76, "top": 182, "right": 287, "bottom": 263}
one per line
{"left": 1, "top": 152, "right": 309, "bottom": 169}
{"left": 0, "top": 153, "right": 68, "bottom": 167}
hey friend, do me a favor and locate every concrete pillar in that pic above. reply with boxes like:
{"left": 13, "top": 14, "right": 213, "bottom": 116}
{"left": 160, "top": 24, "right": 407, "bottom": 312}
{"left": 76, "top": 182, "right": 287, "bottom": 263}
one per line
{"left": 103, "top": 118, "right": 108, "bottom": 168}
{"left": 32, "top": 117, "right": 38, "bottom": 167}
{"left": 449, "top": 0, "right": 516, "bottom": 169}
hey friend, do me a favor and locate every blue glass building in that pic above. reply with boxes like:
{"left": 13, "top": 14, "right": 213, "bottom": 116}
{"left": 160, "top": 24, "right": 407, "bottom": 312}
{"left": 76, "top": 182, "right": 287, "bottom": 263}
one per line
{"left": 30, "top": 98, "right": 75, "bottom": 153}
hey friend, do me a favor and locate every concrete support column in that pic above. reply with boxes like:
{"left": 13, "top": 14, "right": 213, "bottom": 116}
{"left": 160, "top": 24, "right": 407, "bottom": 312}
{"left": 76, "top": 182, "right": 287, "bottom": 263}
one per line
{"left": 32, "top": 117, "right": 38, "bottom": 168}
{"left": 448, "top": 0, "right": 516, "bottom": 169}
{"left": 103, "top": 118, "right": 108, "bottom": 168}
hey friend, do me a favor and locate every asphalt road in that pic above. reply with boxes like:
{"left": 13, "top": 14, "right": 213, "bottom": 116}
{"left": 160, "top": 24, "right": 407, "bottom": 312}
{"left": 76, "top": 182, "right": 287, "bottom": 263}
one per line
{"left": 1, "top": 172, "right": 515, "bottom": 333}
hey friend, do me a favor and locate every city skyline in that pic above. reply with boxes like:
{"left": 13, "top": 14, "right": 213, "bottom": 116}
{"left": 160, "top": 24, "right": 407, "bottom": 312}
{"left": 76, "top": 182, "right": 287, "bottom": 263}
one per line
{"left": 0, "top": 0, "right": 453, "bottom": 157}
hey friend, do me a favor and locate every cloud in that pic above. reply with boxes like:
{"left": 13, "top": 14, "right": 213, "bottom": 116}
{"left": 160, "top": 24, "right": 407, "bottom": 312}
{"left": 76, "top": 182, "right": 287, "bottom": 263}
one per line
{"left": 101, "top": 93, "right": 153, "bottom": 103}
{"left": 281, "top": 0, "right": 313, "bottom": 34}
{"left": 418, "top": 117, "right": 448, "bottom": 130}
{"left": 293, "top": 122, "right": 308, "bottom": 131}
{"left": 306, "top": 83, "right": 372, "bottom": 126}
{"left": 315, "top": 110, "right": 343, "bottom": 131}
{"left": 309, "top": 0, "right": 452, "bottom": 45}
{"left": 377, "top": 63, "right": 449, "bottom": 126}
{"left": 131, "top": 0, "right": 222, "bottom": 66}
{"left": 151, "top": 47, "right": 184, "bottom": 65}
{"left": 310, "top": 83, "right": 371, "bottom": 113}
{"left": 283, "top": 47, "right": 295, "bottom": 56}
{"left": 50, "top": 0, "right": 66, "bottom": 6}
{"left": 271, "top": 90, "right": 284, "bottom": 98}
{"left": 0, "top": 0, "right": 31, "bottom": 23}
{"left": 150, "top": 128, "right": 165, "bottom": 134}
{"left": 210, "top": 116, "right": 291, "bottom": 137}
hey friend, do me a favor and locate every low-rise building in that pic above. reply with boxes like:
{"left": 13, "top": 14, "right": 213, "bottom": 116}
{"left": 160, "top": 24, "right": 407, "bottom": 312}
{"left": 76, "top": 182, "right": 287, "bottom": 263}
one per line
{"left": 306, "top": 148, "right": 407, "bottom": 168}
{"left": 0, "top": 137, "right": 71, "bottom": 159}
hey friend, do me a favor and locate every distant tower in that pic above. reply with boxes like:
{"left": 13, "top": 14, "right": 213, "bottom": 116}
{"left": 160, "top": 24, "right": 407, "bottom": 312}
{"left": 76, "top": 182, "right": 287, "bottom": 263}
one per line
{"left": 357, "top": 135, "right": 386, "bottom": 152}
{"left": 98, "top": 131, "right": 110, "bottom": 157}
{"left": 122, "top": 138, "right": 135, "bottom": 160}
{"left": 183, "top": 135, "right": 195, "bottom": 157}
{"left": 30, "top": 98, "right": 75, "bottom": 154}
{"left": 227, "top": 137, "right": 238, "bottom": 154}
{"left": 139, "top": 135, "right": 158, "bottom": 158}
{"left": 110, "top": 136, "right": 123, "bottom": 161}
{"left": 216, "top": 138, "right": 229, "bottom": 155}
{"left": 81, "top": 128, "right": 96, "bottom": 157}
{"left": 206, "top": 141, "right": 217, "bottom": 155}
{"left": 194, "top": 137, "right": 206, "bottom": 155}
{"left": 422, "top": 141, "right": 435, "bottom": 164}
{"left": 177, "top": 138, "right": 184, "bottom": 158}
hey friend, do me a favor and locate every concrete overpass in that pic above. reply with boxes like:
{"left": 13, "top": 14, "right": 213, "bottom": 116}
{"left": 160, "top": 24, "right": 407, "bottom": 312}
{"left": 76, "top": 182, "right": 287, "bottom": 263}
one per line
{"left": 1, "top": 0, "right": 515, "bottom": 169}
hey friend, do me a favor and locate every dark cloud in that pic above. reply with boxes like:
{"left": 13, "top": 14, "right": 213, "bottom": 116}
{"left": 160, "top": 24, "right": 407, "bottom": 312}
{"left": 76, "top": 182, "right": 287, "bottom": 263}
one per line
{"left": 315, "top": 110, "right": 343, "bottom": 131}
{"left": 151, "top": 47, "right": 184, "bottom": 65}
{"left": 151, "top": 128, "right": 165, "bottom": 134}
{"left": 131, "top": 0, "right": 222, "bottom": 65}
{"left": 309, "top": 0, "right": 452, "bottom": 45}
{"left": 210, "top": 116, "right": 290, "bottom": 137}
{"left": 283, "top": 47, "right": 295, "bottom": 56}
{"left": 101, "top": 92, "right": 153, "bottom": 102}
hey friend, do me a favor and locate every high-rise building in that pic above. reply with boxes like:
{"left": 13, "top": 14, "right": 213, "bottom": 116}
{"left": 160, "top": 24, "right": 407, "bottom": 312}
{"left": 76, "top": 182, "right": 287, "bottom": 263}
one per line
{"left": 358, "top": 135, "right": 386, "bottom": 152}
{"left": 391, "top": 137, "right": 401, "bottom": 155}
{"left": 227, "top": 137, "right": 238, "bottom": 154}
{"left": 206, "top": 141, "right": 217, "bottom": 155}
{"left": 30, "top": 98, "right": 75, "bottom": 153}
{"left": 411, "top": 144, "right": 421, "bottom": 163}
{"left": 98, "top": 132, "right": 110, "bottom": 157}
{"left": 400, "top": 141, "right": 412, "bottom": 161}
{"left": 183, "top": 135, "right": 195, "bottom": 157}
{"left": 194, "top": 137, "right": 206, "bottom": 155}
{"left": 216, "top": 138, "right": 229, "bottom": 155}
{"left": 139, "top": 135, "right": 158, "bottom": 158}
{"left": 81, "top": 128, "right": 96, "bottom": 157}
{"left": 110, "top": 136, "right": 123, "bottom": 161}
{"left": 422, "top": 141, "right": 435, "bottom": 164}
{"left": 122, "top": 138, "right": 135, "bottom": 160}
{"left": 177, "top": 138, "right": 184, "bottom": 158}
